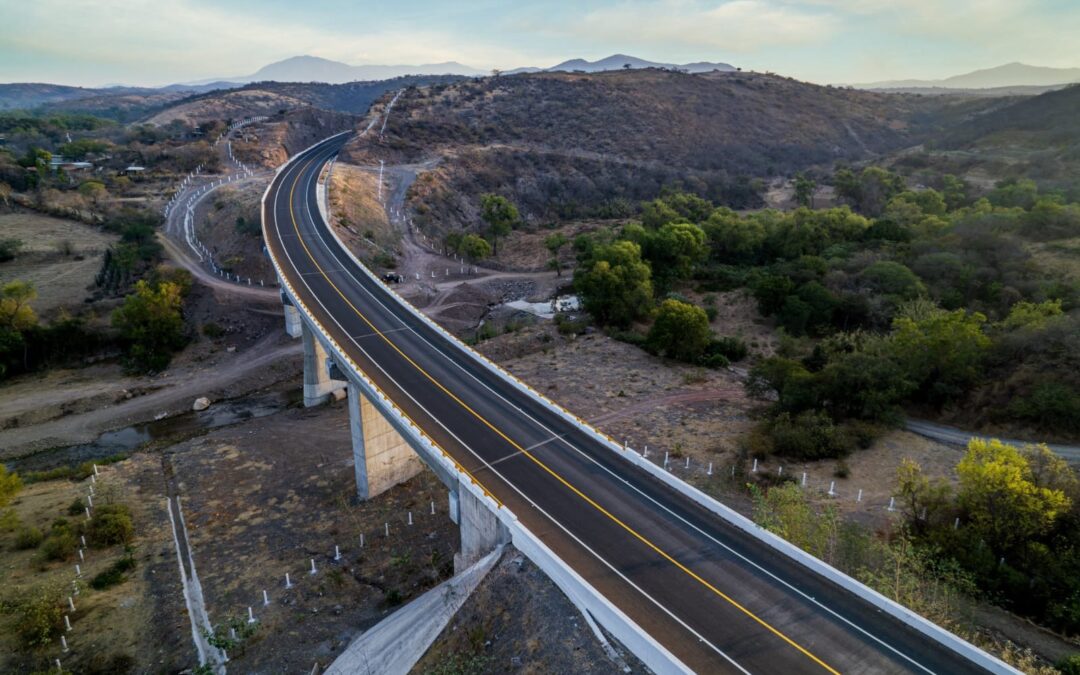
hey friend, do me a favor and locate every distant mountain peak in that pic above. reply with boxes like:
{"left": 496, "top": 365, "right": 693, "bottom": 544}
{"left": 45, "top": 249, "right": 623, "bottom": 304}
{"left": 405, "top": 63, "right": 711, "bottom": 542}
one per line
{"left": 856, "top": 62, "right": 1080, "bottom": 90}
{"left": 545, "top": 53, "right": 734, "bottom": 74}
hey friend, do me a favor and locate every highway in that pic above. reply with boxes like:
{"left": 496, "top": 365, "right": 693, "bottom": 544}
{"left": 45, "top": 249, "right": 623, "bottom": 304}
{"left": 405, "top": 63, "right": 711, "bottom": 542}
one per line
{"left": 264, "top": 133, "right": 994, "bottom": 675}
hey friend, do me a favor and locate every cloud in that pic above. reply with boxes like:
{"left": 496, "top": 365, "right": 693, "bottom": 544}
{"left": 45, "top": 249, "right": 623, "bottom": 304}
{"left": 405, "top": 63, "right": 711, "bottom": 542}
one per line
{"left": 0, "top": 0, "right": 534, "bottom": 85}
{"left": 569, "top": 0, "right": 837, "bottom": 52}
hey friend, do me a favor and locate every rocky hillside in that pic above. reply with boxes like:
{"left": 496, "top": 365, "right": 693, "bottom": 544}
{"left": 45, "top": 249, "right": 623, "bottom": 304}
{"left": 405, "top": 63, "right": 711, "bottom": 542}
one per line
{"left": 343, "top": 69, "right": 1003, "bottom": 232}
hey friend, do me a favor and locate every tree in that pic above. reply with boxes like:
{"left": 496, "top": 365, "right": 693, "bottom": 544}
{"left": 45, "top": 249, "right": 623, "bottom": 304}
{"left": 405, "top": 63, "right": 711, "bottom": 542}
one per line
{"left": 859, "top": 261, "right": 925, "bottom": 300}
{"left": 78, "top": 180, "right": 107, "bottom": 206}
{"left": 459, "top": 233, "right": 491, "bottom": 261}
{"left": 574, "top": 240, "right": 653, "bottom": 327}
{"left": 889, "top": 307, "right": 990, "bottom": 406}
{"left": 480, "top": 194, "right": 518, "bottom": 255}
{"left": 957, "top": 439, "right": 1071, "bottom": 554}
{"left": 0, "top": 281, "right": 37, "bottom": 332}
{"left": 794, "top": 172, "right": 816, "bottom": 208}
{"left": 703, "top": 208, "right": 767, "bottom": 263}
{"left": 0, "top": 465, "right": 22, "bottom": 507}
{"left": 638, "top": 221, "right": 708, "bottom": 291}
{"left": 647, "top": 299, "right": 711, "bottom": 362}
{"left": 0, "top": 181, "right": 11, "bottom": 207}
{"left": 444, "top": 231, "right": 464, "bottom": 256}
{"left": 895, "top": 459, "right": 952, "bottom": 534}
{"left": 941, "top": 174, "right": 969, "bottom": 210}
{"left": 112, "top": 280, "right": 187, "bottom": 372}
{"left": 544, "top": 232, "right": 569, "bottom": 277}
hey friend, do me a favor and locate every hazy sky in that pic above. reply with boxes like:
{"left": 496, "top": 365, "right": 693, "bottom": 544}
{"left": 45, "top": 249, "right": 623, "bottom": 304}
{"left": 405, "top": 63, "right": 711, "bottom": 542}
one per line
{"left": 1, "top": 0, "right": 1078, "bottom": 87}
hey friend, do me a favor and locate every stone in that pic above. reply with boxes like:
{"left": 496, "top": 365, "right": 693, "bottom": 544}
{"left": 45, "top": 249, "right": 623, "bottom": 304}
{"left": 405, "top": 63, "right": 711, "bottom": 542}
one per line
{"left": 192, "top": 397, "right": 211, "bottom": 412}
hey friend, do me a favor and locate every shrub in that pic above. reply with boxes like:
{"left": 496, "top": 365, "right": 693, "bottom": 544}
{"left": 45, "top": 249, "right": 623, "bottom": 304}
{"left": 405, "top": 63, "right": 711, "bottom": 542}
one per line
{"left": 767, "top": 411, "right": 854, "bottom": 460}
{"left": 67, "top": 497, "right": 85, "bottom": 516}
{"left": 0, "top": 237, "right": 23, "bottom": 262}
{"left": 1057, "top": 655, "right": 1080, "bottom": 675}
{"left": 15, "top": 525, "right": 43, "bottom": 549}
{"left": 39, "top": 531, "right": 77, "bottom": 561}
{"left": 90, "top": 555, "right": 136, "bottom": 590}
{"left": 86, "top": 504, "right": 134, "bottom": 547}
{"left": 702, "top": 353, "right": 730, "bottom": 369}
{"left": 0, "top": 508, "right": 19, "bottom": 532}
{"left": 706, "top": 336, "right": 749, "bottom": 362}
{"left": 201, "top": 321, "right": 226, "bottom": 338}
{"left": 0, "top": 464, "right": 22, "bottom": 506}
{"left": 647, "top": 299, "right": 711, "bottom": 362}
{"left": 3, "top": 583, "right": 65, "bottom": 648}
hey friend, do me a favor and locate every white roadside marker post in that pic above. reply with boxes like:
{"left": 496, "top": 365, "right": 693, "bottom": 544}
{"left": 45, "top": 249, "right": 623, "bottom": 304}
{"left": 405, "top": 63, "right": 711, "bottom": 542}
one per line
{"left": 285, "top": 573, "right": 293, "bottom": 589}
{"left": 247, "top": 606, "right": 256, "bottom": 624}
{"left": 334, "top": 545, "right": 341, "bottom": 561}
{"left": 310, "top": 558, "right": 317, "bottom": 575}
{"left": 263, "top": 590, "right": 270, "bottom": 606}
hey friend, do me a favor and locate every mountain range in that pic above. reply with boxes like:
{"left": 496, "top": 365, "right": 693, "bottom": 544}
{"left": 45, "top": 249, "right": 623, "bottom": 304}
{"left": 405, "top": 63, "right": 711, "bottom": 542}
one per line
{"left": 191, "top": 53, "right": 736, "bottom": 85}
{"left": 855, "top": 62, "right": 1080, "bottom": 90}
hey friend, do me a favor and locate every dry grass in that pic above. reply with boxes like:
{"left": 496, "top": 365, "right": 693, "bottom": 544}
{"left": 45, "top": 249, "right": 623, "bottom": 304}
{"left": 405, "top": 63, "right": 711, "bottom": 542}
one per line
{"left": 329, "top": 162, "right": 398, "bottom": 249}
{"left": 0, "top": 212, "right": 116, "bottom": 317}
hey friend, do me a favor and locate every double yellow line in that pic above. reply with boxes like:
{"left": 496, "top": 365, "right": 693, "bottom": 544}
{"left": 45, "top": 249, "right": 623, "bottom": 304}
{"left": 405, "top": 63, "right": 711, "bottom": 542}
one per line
{"left": 282, "top": 148, "right": 840, "bottom": 675}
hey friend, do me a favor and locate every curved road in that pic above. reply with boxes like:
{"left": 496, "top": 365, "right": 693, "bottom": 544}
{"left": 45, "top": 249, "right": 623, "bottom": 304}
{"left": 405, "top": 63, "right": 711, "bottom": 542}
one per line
{"left": 265, "top": 134, "right": 995, "bottom": 675}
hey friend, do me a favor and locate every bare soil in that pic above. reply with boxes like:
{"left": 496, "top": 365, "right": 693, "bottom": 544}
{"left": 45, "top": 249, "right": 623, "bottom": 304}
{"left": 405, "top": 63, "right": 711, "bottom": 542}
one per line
{"left": 194, "top": 178, "right": 276, "bottom": 282}
{"left": 413, "top": 550, "right": 649, "bottom": 675}
{"left": 164, "top": 400, "right": 462, "bottom": 673}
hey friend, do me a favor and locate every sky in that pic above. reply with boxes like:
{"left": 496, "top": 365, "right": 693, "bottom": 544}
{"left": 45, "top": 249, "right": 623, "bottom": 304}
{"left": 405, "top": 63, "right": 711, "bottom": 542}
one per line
{"left": 1, "top": 0, "right": 1078, "bottom": 87}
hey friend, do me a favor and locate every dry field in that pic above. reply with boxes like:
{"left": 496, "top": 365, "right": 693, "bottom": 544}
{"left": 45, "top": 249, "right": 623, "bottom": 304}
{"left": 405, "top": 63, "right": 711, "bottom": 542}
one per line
{"left": 0, "top": 211, "right": 116, "bottom": 318}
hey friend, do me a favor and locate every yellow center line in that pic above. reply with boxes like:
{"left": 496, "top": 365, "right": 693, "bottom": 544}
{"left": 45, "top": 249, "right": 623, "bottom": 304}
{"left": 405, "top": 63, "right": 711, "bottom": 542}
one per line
{"left": 283, "top": 151, "right": 840, "bottom": 675}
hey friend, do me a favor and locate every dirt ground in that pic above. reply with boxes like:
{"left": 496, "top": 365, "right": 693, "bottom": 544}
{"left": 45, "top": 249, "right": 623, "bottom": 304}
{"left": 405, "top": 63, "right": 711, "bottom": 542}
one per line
{"left": 194, "top": 178, "right": 275, "bottom": 283}
{"left": 329, "top": 162, "right": 400, "bottom": 251}
{"left": 168, "top": 400, "right": 463, "bottom": 673}
{"left": 0, "top": 210, "right": 117, "bottom": 319}
{"left": 0, "top": 454, "right": 189, "bottom": 674}
{"left": 413, "top": 550, "right": 648, "bottom": 675}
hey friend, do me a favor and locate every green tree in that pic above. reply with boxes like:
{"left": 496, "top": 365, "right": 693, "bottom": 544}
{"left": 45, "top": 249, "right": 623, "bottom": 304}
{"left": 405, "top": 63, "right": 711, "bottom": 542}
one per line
{"left": 889, "top": 307, "right": 990, "bottom": 406}
{"left": 479, "top": 194, "right": 518, "bottom": 255}
{"left": 895, "top": 459, "right": 952, "bottom": 534}
{"left": 112, "top": 280, "right": 187, "bottom": 372}
{"left": 638, "top": 221, "right": 708, "bottom": 291}
{"left": 647, "top": 299, "right": 711, "bottom": 362}
{"left": 941, "top": 174, "right": 969, "bottom": 210}
{"left": 859, "top": 261, "right": 925, "bottom": 300}
{"left": 443, "top": 231, "right": 464, "bottom": 256}
{"left": 544, "top": 232, "right": 569, "bottom": 277}
{"left": 0, "top": 280, "right": 37, "bottom": 332}
{"left": 703, "top": 208, "right": 767, "bottom": 263}
{"left": 957, "top": 439, "right": 1071, "bottom": 554}
{"left": 78, "top": 180, "right": 107, "bottom": 206}
{"left": 794, "top": 172, "right": 816, "bottom": 208}
{"left": 0, "top": 465, "right": 22, "bottom": 507}
{"left": 574, "top": 240, "right": 653, "bottom": 327}
{"left": 459, "top": 233, "right": 491, "bottom": 261}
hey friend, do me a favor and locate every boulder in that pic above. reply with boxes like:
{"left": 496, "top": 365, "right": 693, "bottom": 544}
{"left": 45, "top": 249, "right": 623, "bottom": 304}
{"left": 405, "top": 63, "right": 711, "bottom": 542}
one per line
{"left": 192, "top": 397, "right": 211, "bottom": 412}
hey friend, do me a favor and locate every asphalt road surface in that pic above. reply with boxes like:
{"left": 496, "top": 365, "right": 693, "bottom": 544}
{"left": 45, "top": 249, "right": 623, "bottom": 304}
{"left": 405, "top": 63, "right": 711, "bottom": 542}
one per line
{"left": 264, "top": 134, "right": 995, "bottom": 675}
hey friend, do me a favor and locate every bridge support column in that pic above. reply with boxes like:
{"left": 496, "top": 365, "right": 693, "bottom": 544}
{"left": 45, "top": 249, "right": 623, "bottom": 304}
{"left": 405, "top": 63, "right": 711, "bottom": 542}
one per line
{"left": 450, "top": 484, "right": 509, "bottom": 575}
{"left": 282, "top": 293, "right": 302, "bottom": 338}
{"left": 347, "top": 381, "right": 424, "bottom": 500}
{"left": 302, "top": 324, "right": 346, "bottom": 407}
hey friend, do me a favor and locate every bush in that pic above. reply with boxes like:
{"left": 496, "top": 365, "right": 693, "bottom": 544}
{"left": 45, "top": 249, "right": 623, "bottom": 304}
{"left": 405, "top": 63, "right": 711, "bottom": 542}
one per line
{"left": 86, "top": 504, "right": 134, "bottom": 547}
{"left": 0, "top": 237, "right": 23, "bottom": 262}
{"left": 39, "top": 531, "right": 77, "bottom": 561}
{"left": 3, "top": 583, "right": 65, "bottom": 648}
{"left": 702, "top": 353, "right": 729, "bottom": 369}
{"left": 201, "top": 321, "right": 226, "bottom": 338}
{"left": 0, "top": 508, "right": 19, "bottom": 532}
{"left": 706, "top": 336, "right": 749, "bottom": 362}
{"left": 14, "top": 525, "right": 43, "bottom": 549}
{"left": 767, "top": 411, "right": 854, "bottom": 460}
{"left": 647, "top": 299, "right": 711, "bottom": 362}
{"left": 1057, "top": 655, "right": 1080, "bottom": 675}
{"left": 90, "top": 554, "right": 136, "bottom": 590}
{"left": 67, "top": 497, "right": 85, "bottom": 516}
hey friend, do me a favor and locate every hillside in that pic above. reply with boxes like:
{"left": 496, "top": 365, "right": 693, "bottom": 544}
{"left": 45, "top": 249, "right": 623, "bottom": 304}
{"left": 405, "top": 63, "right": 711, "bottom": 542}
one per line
{"left": 343, "top": 69, "right": 1001, "bottom": 231}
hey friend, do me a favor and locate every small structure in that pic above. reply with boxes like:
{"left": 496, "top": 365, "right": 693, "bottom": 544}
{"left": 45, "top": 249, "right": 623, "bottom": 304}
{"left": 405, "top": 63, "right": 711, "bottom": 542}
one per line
{"left": 121, "top": 165, "right": 147, "bottom": 175}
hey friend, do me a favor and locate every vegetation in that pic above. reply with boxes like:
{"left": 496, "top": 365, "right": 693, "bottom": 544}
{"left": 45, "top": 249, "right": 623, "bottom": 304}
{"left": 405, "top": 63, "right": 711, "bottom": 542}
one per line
{"left": 479, "top": 193, "right": 518, "bottom": 255}
{"left": 85, "top": 504, "right": 134, "bottom": 547}
{"left": 896, "top": 439, "right": 1080, "bottom": 636}
{"left": 0, "top": 465, "right": 23, "bottom": 507}
{"left": 647, "top": 299, "right": 711, "bottom": 362}
{"left": 90, "top": 552, "right": 136, "bottom": 590}
{"left": 112, "top": 279, "right": 188, "bottom": 372}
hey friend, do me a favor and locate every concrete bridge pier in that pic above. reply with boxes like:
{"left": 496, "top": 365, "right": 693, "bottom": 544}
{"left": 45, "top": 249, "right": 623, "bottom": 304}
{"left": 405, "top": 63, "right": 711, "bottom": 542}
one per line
{"left": 302, "top": 324, "right": 346, "bottom": 407}
{"left": 346, "top": 381, "right": 424, "bottom": 500}
{"left": 450, "top": 484, "right": 510, "bottom": 575}
{"left": 281, "top": 292, "right": 302, "bottom": 338}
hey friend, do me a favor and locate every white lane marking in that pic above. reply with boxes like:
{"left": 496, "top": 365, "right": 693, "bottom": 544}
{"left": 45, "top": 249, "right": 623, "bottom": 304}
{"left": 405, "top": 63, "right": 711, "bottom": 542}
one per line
{"left": 273, "top": 142, "right": 750, "bottom": 674}
{"left": 298, "top": 143, "right": 936, "bottom": 674}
